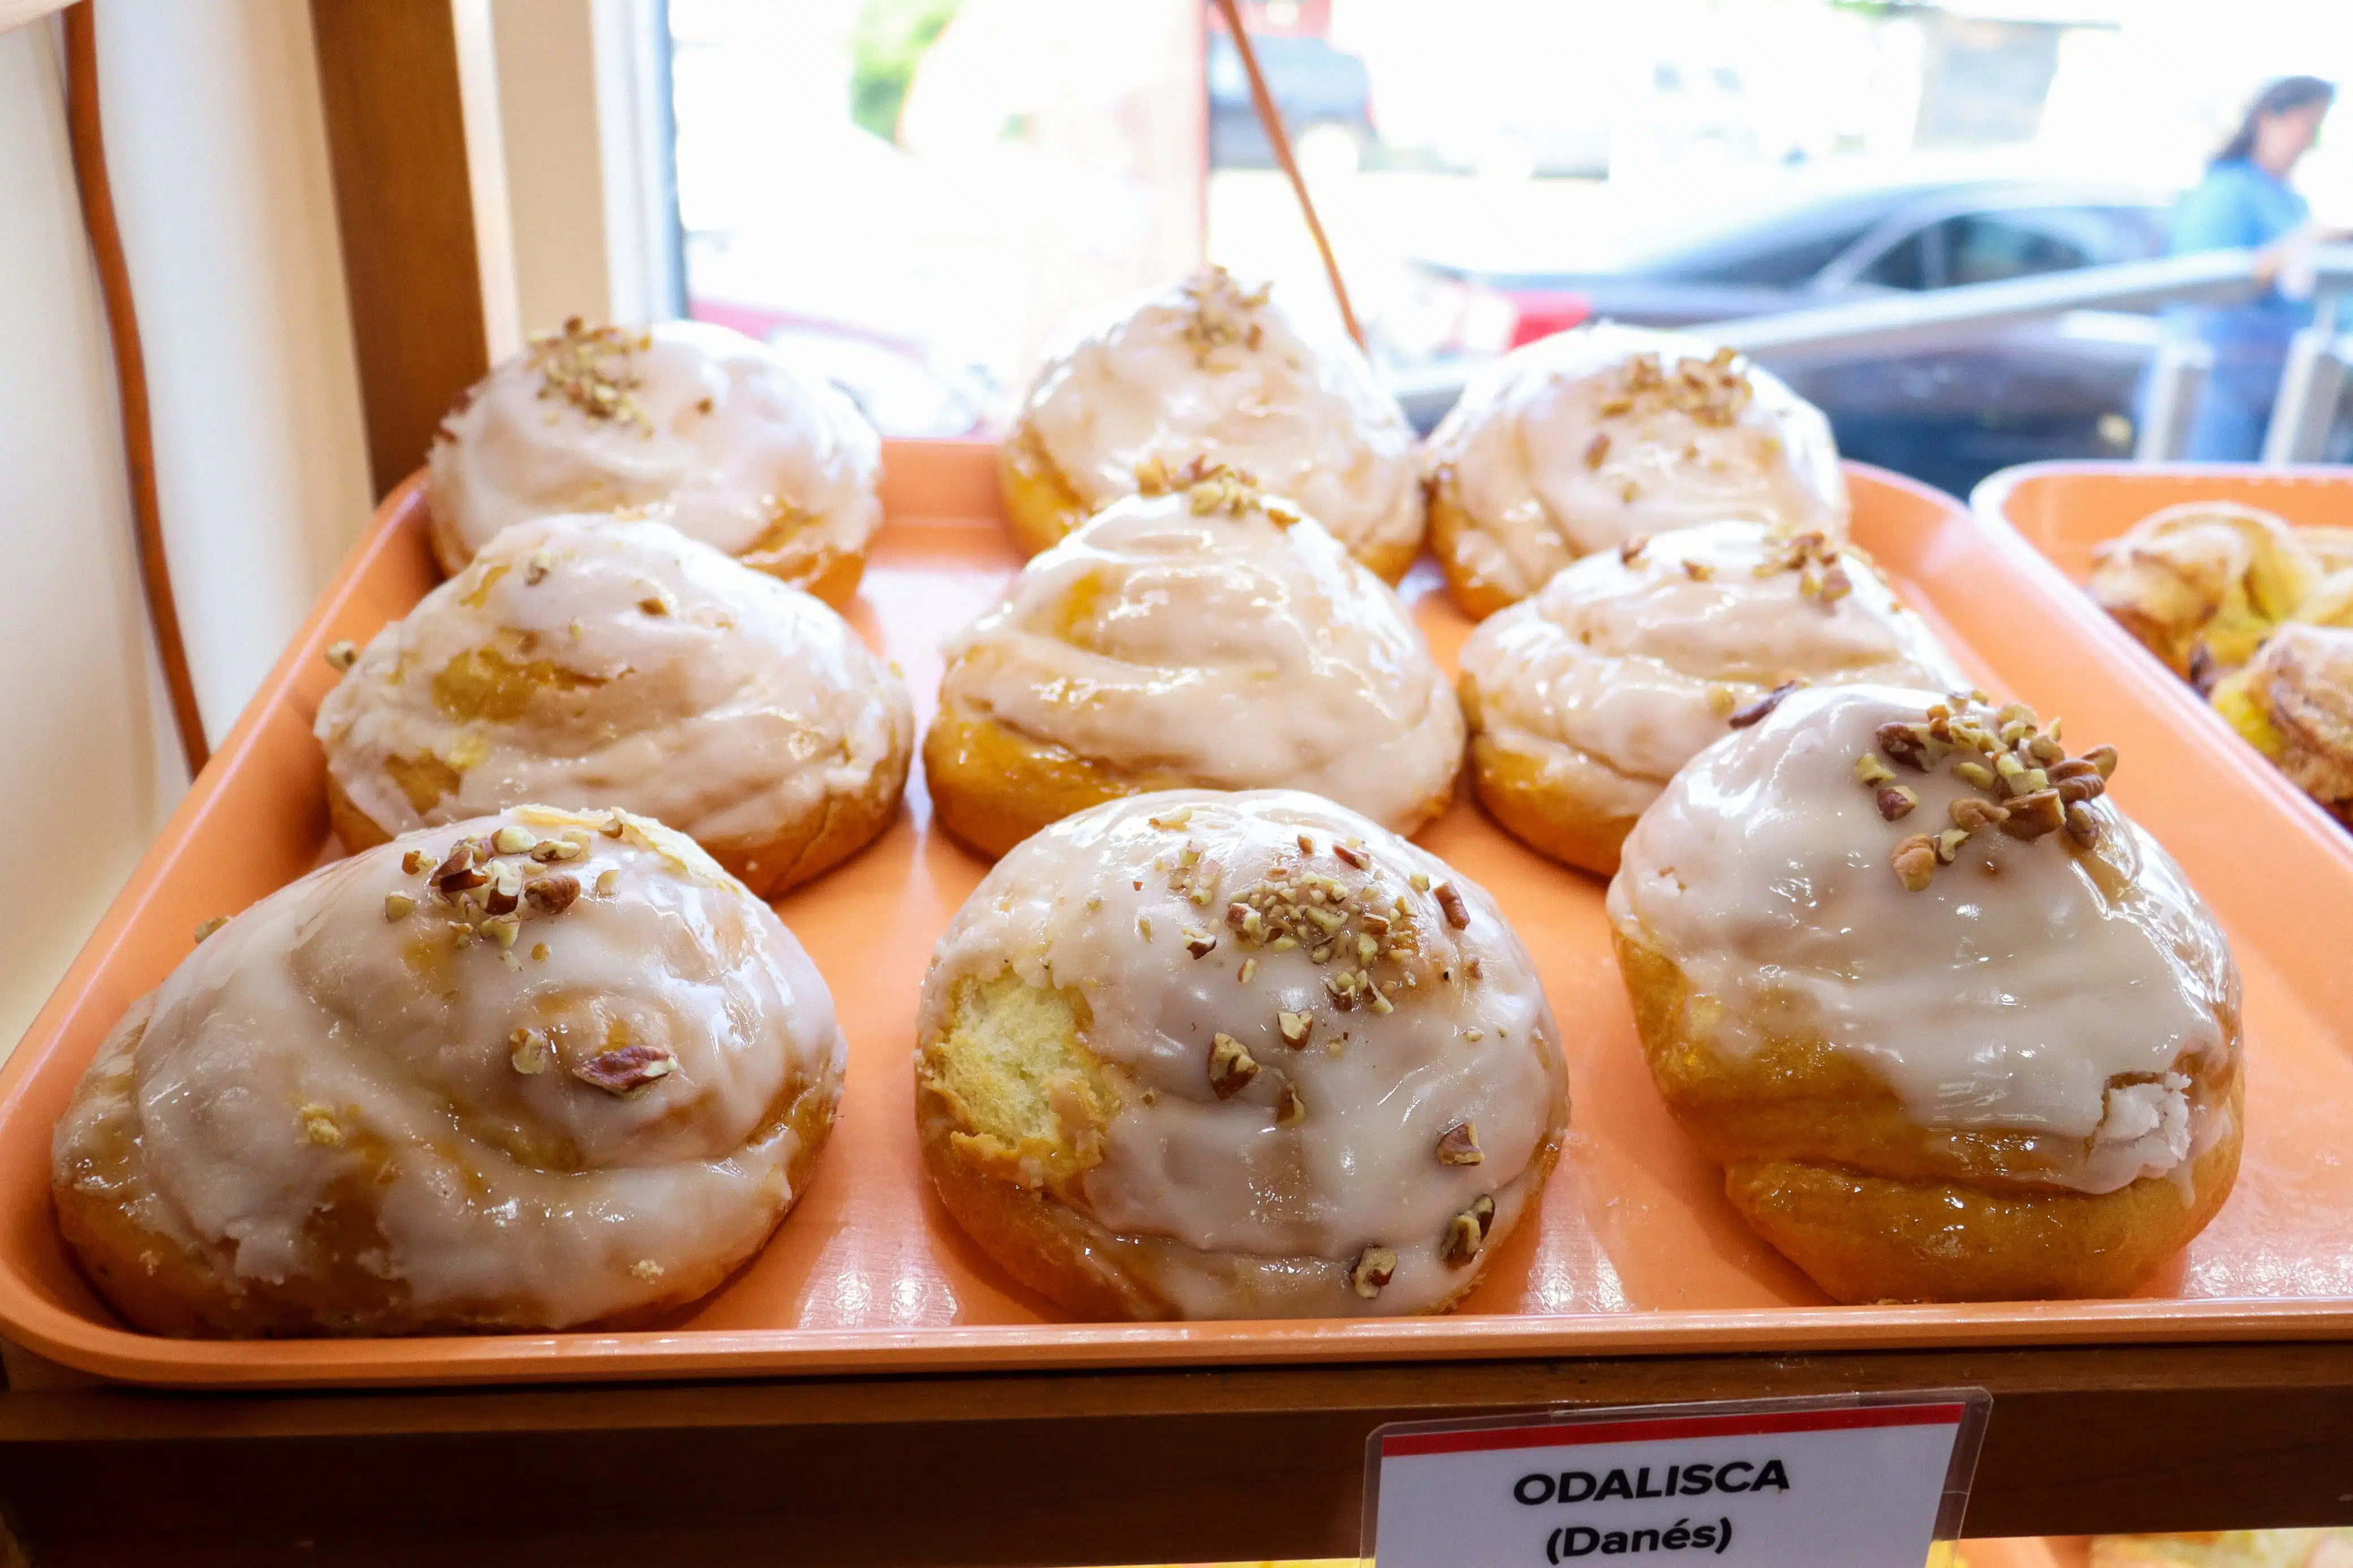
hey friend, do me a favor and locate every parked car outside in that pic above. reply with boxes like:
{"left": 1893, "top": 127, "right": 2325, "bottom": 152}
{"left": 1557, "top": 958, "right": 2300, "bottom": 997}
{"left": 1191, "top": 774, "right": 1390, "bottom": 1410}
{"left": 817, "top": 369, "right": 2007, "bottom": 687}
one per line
{"left": 1379, "top": 176, "right": 2183, "bottom": 498}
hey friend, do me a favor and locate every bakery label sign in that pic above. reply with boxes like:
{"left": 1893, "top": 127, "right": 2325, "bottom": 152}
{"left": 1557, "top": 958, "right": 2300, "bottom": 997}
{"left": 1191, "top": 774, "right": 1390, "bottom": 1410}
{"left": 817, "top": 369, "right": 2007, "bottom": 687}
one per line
{"left": 1364, "top": 1392, "right": 1988, "bottom": 1567}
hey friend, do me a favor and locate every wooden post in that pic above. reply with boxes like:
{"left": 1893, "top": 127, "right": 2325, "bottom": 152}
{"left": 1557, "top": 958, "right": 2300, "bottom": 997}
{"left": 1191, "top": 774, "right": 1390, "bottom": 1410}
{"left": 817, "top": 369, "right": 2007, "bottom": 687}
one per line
{"left": 308, "top": 0, "right": 493, "bottom": 500}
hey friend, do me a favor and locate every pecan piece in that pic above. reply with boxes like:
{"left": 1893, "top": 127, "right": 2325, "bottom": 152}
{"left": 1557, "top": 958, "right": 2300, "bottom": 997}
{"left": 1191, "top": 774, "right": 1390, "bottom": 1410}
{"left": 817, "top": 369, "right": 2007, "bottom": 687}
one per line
{"left": 1277, "top": 1010, "right": 1312, "bottom": 1047}
{"left": 482, "top": 862, "right": 524, "bottom": 916}
{"left": 1891, "top": 833, "right": 1938, "bottom": 891}
{"left": 1208, "top": 1033, "right": 1259, "bottom": 1099}
{"left": 525, "top": 873, "right": 581, "bottom": 914}
{"left": 1433, "top": 881, "right": 1472, "bottom": 930}
{"left": 1275, "top": 1081, "right": 1307, "bottom": 1128}
{"left": 1875, "top": 785, "right": 1917, "bottom": 821}
{"left": 573, "top": 1043, "right": 676, "bottom": 1094}
{"left": 2082, "top": 744, "right": 2119, "bottom": 780}
{"left": 1876, "top": 721, "right": 1934, "bottom": 771}
{"left": 1728, "top": 679, "right": 1802, "bottom": 729}
{"left": 1441, "top": 1194, "right": 1498, "bottom": 1268}
{"left": 433, "top": 840, "right": 487, "bottom": 894}
{"left": 2065, "top": 802, "right": 2102, "bottom": 848}
{"left": 1998, "top": 789, "right": 2065, "bottom": 841}
{"left": 1435, "top": 1121, "right": 1483, "bottom": 1165}
{"left": 1349, "top": 1245, "right": 1398, "bottom": 1299}
{"left": 1949, "top": 796, "right": 2009, "bottom": 832}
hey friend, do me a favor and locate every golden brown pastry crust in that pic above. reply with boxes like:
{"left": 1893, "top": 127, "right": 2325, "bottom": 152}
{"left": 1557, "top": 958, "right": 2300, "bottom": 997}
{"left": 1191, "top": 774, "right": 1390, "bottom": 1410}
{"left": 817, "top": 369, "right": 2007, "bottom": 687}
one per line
{"left": 923, "top": 694, "right": 1457, "bottom": 862}
{"left": 917, "top": 1067, "right": 1541, "bottom": 1321}
{"left": 55, "top": 1003, "right": 842, "bottom": 1338}
{"left": 1427, "top": 463, "right": 1522, "bottom": 623}
{"left": 998, "top": 422, "right": 1418, "bottom": 585}
{"left": 1462, "top": 714, "right": 1640, "bottom": 877}
{"left": 2087, "top": 501, "right": 2320, "bottom": 682}
{"left": 429, "top": 509, "right": 865, "bottom": 609}
{"left": 2212, "top": 623, "right": 2353, "bottom": 826}
{"left": 915, "top": 973, "right": 1561, "bottom": 1321}
{"left": 1614, "top": 924, "right": 2243, "bottom": 1303}
{"left": 328, "top": 745, "right": 907, "bottom": 901}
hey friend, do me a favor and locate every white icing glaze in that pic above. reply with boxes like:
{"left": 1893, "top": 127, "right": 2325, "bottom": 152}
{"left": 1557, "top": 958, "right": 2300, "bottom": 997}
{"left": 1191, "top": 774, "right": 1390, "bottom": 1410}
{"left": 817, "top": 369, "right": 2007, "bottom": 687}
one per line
{"left": 53, "top": 806, "right": 844, "bottom": 1328}
{"left": 1608, "top": 685, "right": 2239, "bottom": 1194}
{"left": 937, "top": 479, "right": 1463, "bottom": 832}
{"left": 921, "top": 789, "right": 1568, "bottom": 1316}
{"left": 1429, "top": 322, "right": 1849, "bottom": 603}
{"left": 1015, "top": 268, "right": 1421, "bottom": 558}
{"left": 1459, "top": 521, "right": 1966, "bottom": 822}
{"left": 316, "top": 515, "right": 911, "bottom": 856}
{"left": 427, "top": 319, "right": 881, "bottom": 566}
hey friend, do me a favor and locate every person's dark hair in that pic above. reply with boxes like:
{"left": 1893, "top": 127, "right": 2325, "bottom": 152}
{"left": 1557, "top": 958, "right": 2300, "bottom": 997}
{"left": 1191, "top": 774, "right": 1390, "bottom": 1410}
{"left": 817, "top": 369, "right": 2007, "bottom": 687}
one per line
{"left": 2214, "top": 75, "right": 2335, "bottom": 165}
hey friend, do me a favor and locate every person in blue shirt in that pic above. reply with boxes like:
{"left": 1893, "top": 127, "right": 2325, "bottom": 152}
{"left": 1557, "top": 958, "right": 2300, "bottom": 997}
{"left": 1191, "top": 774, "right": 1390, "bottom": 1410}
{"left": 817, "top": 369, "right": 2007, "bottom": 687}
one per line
{"left": 2163, "top": 76, "right": 2338, "bottom": 460}
{"left": 2155, "top": 79, "right": 2343, "bottom": 456}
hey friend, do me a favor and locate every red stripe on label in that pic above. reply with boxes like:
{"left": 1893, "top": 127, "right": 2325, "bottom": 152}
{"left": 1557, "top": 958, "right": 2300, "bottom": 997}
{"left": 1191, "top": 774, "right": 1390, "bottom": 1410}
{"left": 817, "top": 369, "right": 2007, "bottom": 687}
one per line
{"left": 1381, "top": 1402, "right": 1967, "bottom": 1458}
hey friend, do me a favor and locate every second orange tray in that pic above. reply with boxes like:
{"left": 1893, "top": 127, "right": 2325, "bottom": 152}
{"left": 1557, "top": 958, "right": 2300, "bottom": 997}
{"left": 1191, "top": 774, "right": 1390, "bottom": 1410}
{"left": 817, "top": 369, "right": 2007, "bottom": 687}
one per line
{"left": 5, "top": 440, "right": 2353, "bottom": 1388}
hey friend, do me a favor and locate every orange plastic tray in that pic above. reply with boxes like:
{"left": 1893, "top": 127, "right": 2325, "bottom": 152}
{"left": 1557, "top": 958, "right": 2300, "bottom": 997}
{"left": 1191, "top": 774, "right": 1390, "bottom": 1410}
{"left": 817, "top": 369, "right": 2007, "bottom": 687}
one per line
{"left": 7, "top": 440, "right": 2353, "bottom": 1388}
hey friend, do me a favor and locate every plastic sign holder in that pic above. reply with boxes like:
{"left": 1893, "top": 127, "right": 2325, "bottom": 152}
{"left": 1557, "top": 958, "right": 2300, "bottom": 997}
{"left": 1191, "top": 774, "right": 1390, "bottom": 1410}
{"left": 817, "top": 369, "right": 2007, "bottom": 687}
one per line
{"left": 1363, "top": 1389, "right": 1989, "bottom": 1567}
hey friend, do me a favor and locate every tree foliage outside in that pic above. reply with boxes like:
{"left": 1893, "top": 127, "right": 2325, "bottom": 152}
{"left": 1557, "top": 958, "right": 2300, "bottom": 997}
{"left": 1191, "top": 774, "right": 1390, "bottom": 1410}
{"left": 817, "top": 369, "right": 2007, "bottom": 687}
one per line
{"left": 849, "top": 0, "right": 964, "bottom": 142}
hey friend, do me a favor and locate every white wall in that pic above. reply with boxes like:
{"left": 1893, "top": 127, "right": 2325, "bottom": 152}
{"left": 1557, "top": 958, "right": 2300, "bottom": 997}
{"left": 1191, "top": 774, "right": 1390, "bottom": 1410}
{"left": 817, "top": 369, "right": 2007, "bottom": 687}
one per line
{"left": 0, "top": 0, "right": 372, "bottom": 1050}
{"left": 94, "top": 0, "right": 373, "bottom": 748}
{"left": 0, "top": 18, "right": 183, "bottom": 1051}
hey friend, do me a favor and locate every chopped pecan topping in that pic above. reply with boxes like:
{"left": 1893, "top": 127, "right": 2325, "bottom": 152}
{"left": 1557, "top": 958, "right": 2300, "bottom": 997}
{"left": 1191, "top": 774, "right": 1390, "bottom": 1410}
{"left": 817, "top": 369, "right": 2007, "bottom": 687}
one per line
{"left": 193, "top": 915, "right": 229, "bottom": 944}
{"left": 1349, "top": 1245, "right": 1398, "bottom": 1299}
{"left": 525, "top": 874, "right": 580, "bottom": 915}
{"left": 383, "top": 892, "right": 416, "bottom": 922}
{"left": 1433, "top": 881, "right": 1472, "bottom": 929}
{"left": 1949, "top": 796, "right": 2009, "bottom": 832}
{"left": 324, "top": 640, "right": 357, "bottom": 672}
{"left": 1729, "top": 679, "right": 1803, "bottom": 729}
{"left": 1854, "top": 753, "right": 1897, "bottom": 787}
{"left": 1891, "top": 833, "right": 1938, "bottom": 892}
{"left": 434, "top": 841, "right": 488, "bottom": 894}
{"left": 1208, "top": 1033, "right": 1259, "bottom": 1099}
{"left": 573, "top": 1043, "right": 676, "bottom": 1094}
{"left": 1441, "top": 1194, "right": 1498, "bottom": 1267}
{"left": 1436, "top": 1121, "right": 1483, "bottom": 1165}
{"left": 1334, "top": 842, "right": 1371, "bottom": 871}
{"left": 1275, "top": 1082, "right": 1307, "bottom": 1128}
{"left": 2083, "top": 744, "right": 2119, "bottom": 780}
{"left": 491, "top": 826, "right": 538, "bottom": 856}
{"left": 1278, "top": 1010, "right": 1312, "bottom": 1047}
{"left": 1876, "top": 722, "right": 1938, "bottom": 771}
{"left": 482, "top": 862, "right": 523, "bottom": 916}
{"left": 1584, "top": 430, "right": 1611, "bottom": 469}
{"left": 2065, "top": 802, "right": 2102, "bottom": 848}
{"left": 509, "top": 1027, "right": 549, "bottom": 1075}
{"left": 1874, "top": 785, "right": 1917, "bottom": 821}
{"left": 1998, "top": 788, "right": 2065, "bottom": 841}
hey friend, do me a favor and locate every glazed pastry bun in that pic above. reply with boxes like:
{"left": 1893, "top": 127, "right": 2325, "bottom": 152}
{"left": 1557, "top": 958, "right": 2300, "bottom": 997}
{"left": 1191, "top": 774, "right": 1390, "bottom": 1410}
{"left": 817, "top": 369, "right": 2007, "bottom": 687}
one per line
{"left": 2088, "top": 500, "right": 2320, "bottom": 684}
{"left": 317, "top": 514, "right": 913, "bottom": 899}
{"left": 925, "top": 463, "right": 1462, "bottom": 859}
{"left": 428, "top": 318, "right": 882, "bottom": 606}
{"left": 2210, "top": 623, "right": 2353, "bottom": 826}
{"left": 53, "top": 806, "right": 846, "bottom": 1336}
{"left": 916, "top": 789, "right": 1569, "bottom": 1319}
{"left": 999, "top": 266, "right": 1423, "bottom": 581}
{"left": 1458, "top": 521, "right": 1966, "bottom": 875}
{"left": 1424, "top": 323, "right": 1848, "bottom": 619}
{"left": 1608, "top": 686, "right": 2242, "bottom": 1304}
